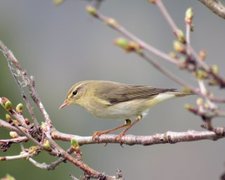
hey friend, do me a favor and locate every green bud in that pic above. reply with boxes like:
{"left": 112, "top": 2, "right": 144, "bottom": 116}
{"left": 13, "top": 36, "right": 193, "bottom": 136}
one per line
{"left": 195, "top": 69, "right": 208, "bottom": 80}
{"left": 71, "top": 138, "right": 79, "bottom": 149}
{"left": 196, "top": 98, "right": 204, "bottom": 106}
{"left": 41, "top": 122, "right": 47, "bottom": 131}
{"left": 43, "top": 139, "right": 51, "bottom": 150}
{"left": 4, "top": 100, "right": 13, "bottom": 111}
{"left": 115, "top": 38, "right": 129, "bottom": 51}
{"left": 181, "top": 87, "right": 193, "bottom": 94}
{"left": 28, "top": 146, "right": 40, "bottom": 156}
{"left": 5, "top": 114, "right": 11, "bottom": 122}
{"left": 16, "top": 103, "right": 23, "bottom": 113}
{"left": 115, "top": 38, "right": 142, "bottom": 53}
{"left": 9, "top": 131, "right": 19, "bottom": 138}
{"left": 86, "top": 5, "right": 97, "bottom": 17}
{"left": 173, "top": 40, "right": 185, "bottom": 53}
{"left": 176, "top": 29, "right": 185, "bottom": 43}
{"left": 211, "top": 64, "right": 219, "bottom": 74}
{"left": 185, "top": 7, "right": 194, "bottom": 24}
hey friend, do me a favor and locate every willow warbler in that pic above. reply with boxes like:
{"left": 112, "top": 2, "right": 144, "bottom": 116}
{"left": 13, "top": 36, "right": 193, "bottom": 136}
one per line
{"left": 59, "top": 80, "right": 192, "bottom": 140}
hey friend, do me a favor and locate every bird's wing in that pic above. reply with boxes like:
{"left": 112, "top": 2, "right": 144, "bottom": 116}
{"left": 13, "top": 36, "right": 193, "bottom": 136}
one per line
{"left": 95, "top": 82, "right": 177, "bottom": 105}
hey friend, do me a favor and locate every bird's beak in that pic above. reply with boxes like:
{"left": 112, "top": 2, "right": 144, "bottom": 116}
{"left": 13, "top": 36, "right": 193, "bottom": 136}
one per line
{"left": 59, "top": 100, "right": 70, "bottom": 109}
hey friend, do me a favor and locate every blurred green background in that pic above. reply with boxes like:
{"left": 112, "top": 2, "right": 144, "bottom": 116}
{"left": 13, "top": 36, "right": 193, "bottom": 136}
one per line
{"left": 0, "top": 0, "right": 225, "bottom": 179}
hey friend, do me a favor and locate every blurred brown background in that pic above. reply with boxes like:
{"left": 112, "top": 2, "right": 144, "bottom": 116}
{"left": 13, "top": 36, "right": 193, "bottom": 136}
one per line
{"left": 0, "top": 1, "right": 225, "bottom": 179}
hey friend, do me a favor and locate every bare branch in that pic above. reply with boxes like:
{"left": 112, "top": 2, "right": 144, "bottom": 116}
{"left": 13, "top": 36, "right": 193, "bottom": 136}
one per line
{"left": 86, "top": 5, "right": 225, "bottom": 103}
{"left": 0, "top": 40, "right": 121, "bottom": 180}
{"left": 0, "top": 40, "right": 52, "bottom": 126}
{"left": 0, "top": 136, "right": 28, "bottom": 144}
{"left": 199, "top": 0, "right": 225, "bottom": 19}
{"left": 0, "top": 152, "right": 31, "bottom": 161}
{"left": 154, "top": 0, "right": 225, "bottom": 88}
{"left": 0, "top": 119, "right": 18, "bottom": 132}
{"left": 52, "top": 128, "right": 225, "bottom": 146}
{"left": 28, "top": 157, "right": 65, "bottom": 170}
{"left": 0, "top": 146, "right": 40, "bottom": 161}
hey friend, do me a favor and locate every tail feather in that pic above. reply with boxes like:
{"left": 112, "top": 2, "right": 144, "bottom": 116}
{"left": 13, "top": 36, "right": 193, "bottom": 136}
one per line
{"left": 174, "top": 91, "right": 194, "bottom": 97}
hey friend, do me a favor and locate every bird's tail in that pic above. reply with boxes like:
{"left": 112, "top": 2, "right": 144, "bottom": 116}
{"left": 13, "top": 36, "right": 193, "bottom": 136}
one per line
{"left": 174, "top": 90, "right": 194, "bottom": 97}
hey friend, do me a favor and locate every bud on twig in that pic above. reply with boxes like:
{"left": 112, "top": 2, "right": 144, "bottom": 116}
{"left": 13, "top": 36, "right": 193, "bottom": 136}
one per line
{"left": 195, "top": 69, "right": 208, "bottom": 80}
{"left": 198, "top": 50, "right": 206, "bottom": 61}
{"left": 173, "top": 40, "right": 185, "bottom": 53}
{"left": 5, "top": 114, "right": 12, "bottom": 122}
{"left": 0, "top": 97, "right": 13, "bottom": 111}
{"left": 86, "top": 5, "right": 98, "bottom": 17}
{"left": 176, "top": 29, "right": 185, "bottom": 44}
{"left": 185, "top": 7, "right": 194, "bottom": 25}
{"left": 71, "top": 138, "right": 80, "bottom": 151}
{"left": 106, "top": 18, "right": 118, "bottom": 28}
{"left": 16, "top": 103, "right": 23, "bottom": 113}
{"left": 9, "top": 131, "right": 19, "bottom": 138}
{"left": 115, "top": 38, "right": 142, "bottom": 53}
{"left": 43, "top": 139, "right": 51, "bottom": 150}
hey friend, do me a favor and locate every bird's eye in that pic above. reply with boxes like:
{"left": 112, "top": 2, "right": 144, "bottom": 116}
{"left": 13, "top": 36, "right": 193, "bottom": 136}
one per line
{"left": 72, "top": 90, "right": 78, "bottom": 96}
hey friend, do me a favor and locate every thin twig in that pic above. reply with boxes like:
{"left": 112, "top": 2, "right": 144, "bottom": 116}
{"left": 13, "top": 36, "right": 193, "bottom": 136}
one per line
{"left": 154, "top": 0, "right": 225, "bottom": 87}
{"left": 28, "top": 157, "right": 65, "bottom": 170}
{"left": 0, "top": 40, "right": 52, "bottom": 126}
{"left": 86, "top": 6, "right": 225, "bottom": 103}
{"left": 155, "top": 0, "right": 180, "bottom": 36}
{"left": 88, "top": 7, "right": 179, "bottom": 65}
{"left": 0, "top": 152, "right": 31, "bottom": 161}
{"left": 22, "top": 93, "right": 39, "bottom": 128}
{"left": 0, "top": 119, "right": 18, "bottom": 132}
{"left": 0, "top": 136, "right": 28, "bottom": 144}
{"left": 0, "top": 40, "right": 123, "bottom": 179}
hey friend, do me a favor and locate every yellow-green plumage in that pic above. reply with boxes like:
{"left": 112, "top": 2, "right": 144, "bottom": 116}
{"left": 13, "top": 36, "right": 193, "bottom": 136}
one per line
{"left": 60, "top": 80, "right": 191, "bottom": 119}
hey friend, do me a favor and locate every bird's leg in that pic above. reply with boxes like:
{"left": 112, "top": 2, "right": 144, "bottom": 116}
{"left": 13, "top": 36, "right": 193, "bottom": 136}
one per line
{"left": 115, "top": 115, "right": 142, "bottom": 141}
{"left": 92, "top": 119, "right": 131, "bottom": 140}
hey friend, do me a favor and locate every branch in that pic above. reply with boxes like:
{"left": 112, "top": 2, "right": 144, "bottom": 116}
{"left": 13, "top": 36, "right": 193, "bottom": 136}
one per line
{"left": 0, "top": 40, "right": 121, "bottom": 179}
{"left": 0, "top": 146, "right": 40, "bottom": 161}
{"left": 0, "top": 40, "right": 51, "bottom": 126}
{"left": 0, "top": 136, "right": 28, "bottom": 144}
{"left": 52, "top": 128, "right": 225, "bottom": 146}
{"left": 199, "top": 0, "right": 225, "bottom": 19}
{"left": 0, "top": 119, "right": 18, "bottom": 132}
{"left": 86, "top": 5, "right": 225, "bottom": 103}
{"left": 1, "top": 127, "right": 224, "bottom": 147}
{"left": 1, "top": 1, "right": 225, "bottom": 179}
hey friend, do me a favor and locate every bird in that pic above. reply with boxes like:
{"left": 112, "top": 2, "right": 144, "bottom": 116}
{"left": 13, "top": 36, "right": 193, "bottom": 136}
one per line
{"left": 59, "top": 80, "right": 192, "bottom": 141}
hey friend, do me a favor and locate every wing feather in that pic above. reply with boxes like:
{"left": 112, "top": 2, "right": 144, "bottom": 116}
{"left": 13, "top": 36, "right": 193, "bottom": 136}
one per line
{"left": 94, "top": 82, "right": 177, "bottom": 105}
